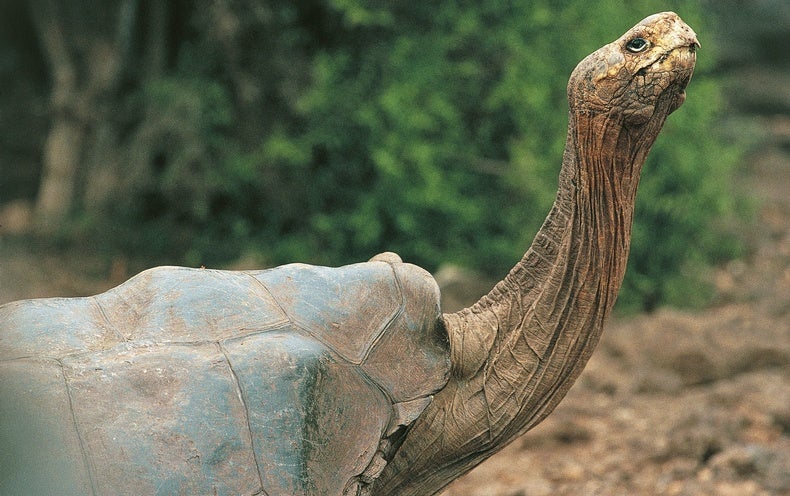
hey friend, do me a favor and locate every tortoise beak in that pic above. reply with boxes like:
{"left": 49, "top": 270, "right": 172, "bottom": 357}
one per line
{"left": 690, "top": 38, "right": 700, "bottom": 51}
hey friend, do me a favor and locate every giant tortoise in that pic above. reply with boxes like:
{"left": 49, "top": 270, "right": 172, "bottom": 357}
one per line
{"left": 1, "top": 12, "right": 698, "bottom": 496}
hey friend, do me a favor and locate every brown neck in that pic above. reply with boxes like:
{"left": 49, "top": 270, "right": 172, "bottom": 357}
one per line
{"left": 450, "top": 108, "right": 655, "bottom": 383}
{"left": 446, "top": 106, "right": 652, "bottom": 420}
{"left": 375, "top": 109, "right": 665, "bottom": 495}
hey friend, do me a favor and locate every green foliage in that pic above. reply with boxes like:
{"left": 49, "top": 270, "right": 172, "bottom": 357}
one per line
{"left": 105, "top": 0, "right": 746, "bottom": 312}
{"left": 117, "top": 76, "right": 238, "bottom": 265}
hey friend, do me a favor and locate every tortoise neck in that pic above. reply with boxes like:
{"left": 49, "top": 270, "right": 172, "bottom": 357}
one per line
{"left": 439, "top": 107, "right": 665, "bottom": 450}
{"left": 448, "top": 109, "right": 654, "bottom": 381}
{"left": 375, "top": 109, "right": 666, "bottom": 496}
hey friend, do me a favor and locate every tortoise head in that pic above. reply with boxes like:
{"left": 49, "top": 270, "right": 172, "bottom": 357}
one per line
{"left": 568, "top": 11, "right": 699, "bottom": 126}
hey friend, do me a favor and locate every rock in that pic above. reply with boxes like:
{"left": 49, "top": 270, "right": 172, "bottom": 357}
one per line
{"left": 709, "top": 445, "right": 767, "bottom": 478}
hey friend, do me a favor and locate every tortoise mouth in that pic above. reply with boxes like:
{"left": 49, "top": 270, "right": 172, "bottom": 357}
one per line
{"left": 635, "top": 43, "right": 697, "bottom": 82}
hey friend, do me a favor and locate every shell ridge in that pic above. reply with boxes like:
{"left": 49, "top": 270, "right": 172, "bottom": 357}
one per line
{"left": 60, "top": 357, "right": 98, "bottom": 496}
{"left": 218, "top": 342, "right": 267, "bottom": 494}
{"left": 352, "top": 361, "right": 395, "bottom": 405}
{"left": 360, "top": 262, "right": 406, "bottom": 364}
{"left": 285, "top": 321, "right": 352, "bottom": 364}
{"left": 243, "top": 271, "right": 290, "bottom": 325}
{"left": 91, "top": 296, "right": 127, "bottom": 344}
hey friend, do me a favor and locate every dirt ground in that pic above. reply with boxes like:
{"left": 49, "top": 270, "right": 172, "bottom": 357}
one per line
{"left": 0, "top": 121, "right": 788, "bottom": 495}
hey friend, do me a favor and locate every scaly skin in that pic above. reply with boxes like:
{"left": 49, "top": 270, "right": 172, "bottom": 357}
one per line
{"left": 373, "top": 12, "right": 699, "bottom": 496}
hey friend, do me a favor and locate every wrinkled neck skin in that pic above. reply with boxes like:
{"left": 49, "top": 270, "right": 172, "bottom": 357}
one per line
{"left": 373, "top": 95, "right": 674, "bottom": 495}
{"left": 453, "top": 104, "right": 665, "bottom": 380}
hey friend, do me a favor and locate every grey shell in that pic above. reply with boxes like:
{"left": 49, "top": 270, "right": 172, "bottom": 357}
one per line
{"left": 0, "top": 260, "right": 450, "bottom": 495}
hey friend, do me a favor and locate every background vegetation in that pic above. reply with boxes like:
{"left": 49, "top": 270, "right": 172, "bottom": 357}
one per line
{"left": 0, "top": 0, "right": 752, "bottom": 312}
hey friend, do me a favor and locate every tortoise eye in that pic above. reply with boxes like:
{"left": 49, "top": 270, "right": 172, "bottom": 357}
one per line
{"left": 626, "top": 37, "right": 649, "bottom": 53}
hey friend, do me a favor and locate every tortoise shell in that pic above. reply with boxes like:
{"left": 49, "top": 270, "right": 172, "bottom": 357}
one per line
{"left": 0, "top": 258, "right": 450, "bottom": 495}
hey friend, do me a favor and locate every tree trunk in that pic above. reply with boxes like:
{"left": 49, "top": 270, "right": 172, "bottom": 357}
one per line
{"left": 82, "top": 0, "right": 139, "bottom": 210}
{"left": 35, "top": 118, "right": 85, "bottom": 231}
{"left": 29, "top": 0, "right": 84, "bottom": 232}
{"left": 29, "top": 0, "right": 138, "bottom": 228}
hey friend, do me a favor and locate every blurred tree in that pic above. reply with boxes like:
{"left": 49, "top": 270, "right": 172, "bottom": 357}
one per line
{"left": 28, "top": 0, "right": 137, "bottom": 232}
